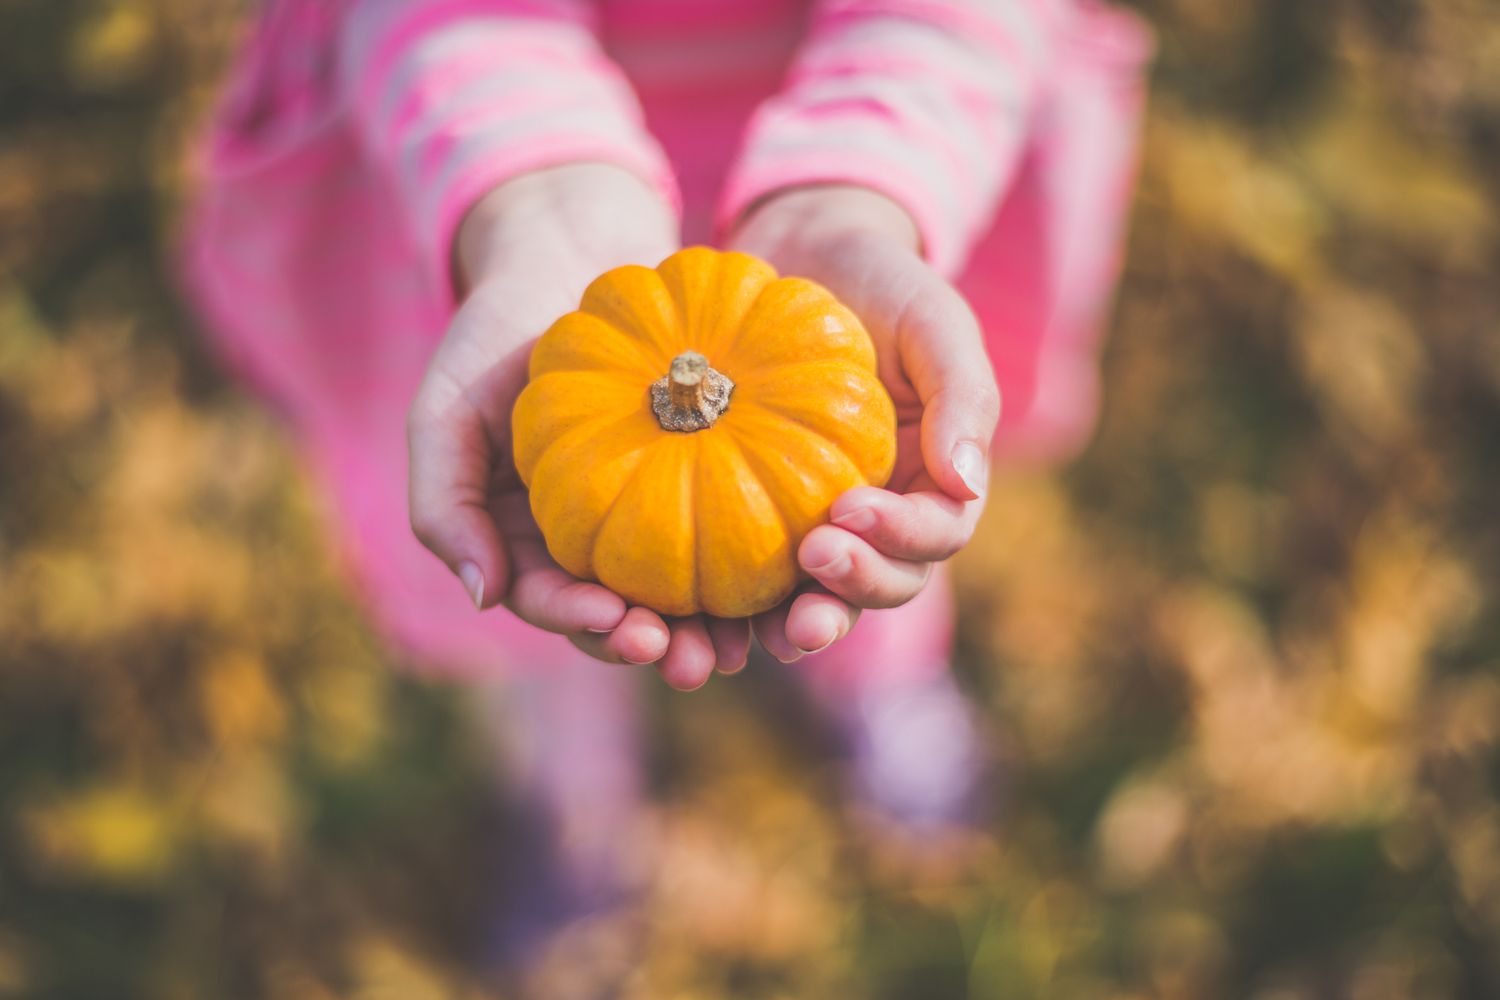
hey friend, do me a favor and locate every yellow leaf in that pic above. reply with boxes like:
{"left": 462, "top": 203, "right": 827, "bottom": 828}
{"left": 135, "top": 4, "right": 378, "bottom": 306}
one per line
{"left": 23, "top": 784, "right": 177, "bottom": 883}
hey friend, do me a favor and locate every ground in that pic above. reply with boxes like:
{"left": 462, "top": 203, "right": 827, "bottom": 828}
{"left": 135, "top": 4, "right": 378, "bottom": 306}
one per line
{"left": 2, "top": 1, "right": 1500, "bottom": 997}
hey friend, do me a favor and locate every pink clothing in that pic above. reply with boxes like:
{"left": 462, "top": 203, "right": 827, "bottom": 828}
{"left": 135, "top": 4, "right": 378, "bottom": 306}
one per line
{"left": 181, "top": 0, "right": 1151, "bottom": 678}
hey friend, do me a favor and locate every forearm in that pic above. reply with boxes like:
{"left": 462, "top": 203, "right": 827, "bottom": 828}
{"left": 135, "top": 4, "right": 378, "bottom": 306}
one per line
{"left": 720, "top": 0, "right": 1063, "bottom": 277}
{"left": 455, "top": 162, "right": 677, "bottom": 297}
{"left": 728, "top": 184, "right": 920, "bottom": 269}
{"left": 339, "top": 0, "right": 678, "bottom": 302}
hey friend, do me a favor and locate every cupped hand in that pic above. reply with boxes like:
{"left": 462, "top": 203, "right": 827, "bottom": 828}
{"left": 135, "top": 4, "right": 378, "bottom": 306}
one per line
{"left": 728, "top": 185, "right": 1001, "bottom": 660}
{"left": 408, "top": 163, "right": 750, "bottom": 689}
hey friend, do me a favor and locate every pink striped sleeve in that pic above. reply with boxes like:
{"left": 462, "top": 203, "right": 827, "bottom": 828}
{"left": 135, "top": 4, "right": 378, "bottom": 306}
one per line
{"left": 718, "top": 0, "right": 1069, "bottom": 277}
{"left": 339, "top": 0, "right": 679, "bottom": 305}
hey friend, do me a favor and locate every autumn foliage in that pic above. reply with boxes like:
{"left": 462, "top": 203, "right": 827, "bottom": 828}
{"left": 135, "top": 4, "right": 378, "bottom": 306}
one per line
{"left": 2, "top": 1, "right": 1499, "bottom": 997}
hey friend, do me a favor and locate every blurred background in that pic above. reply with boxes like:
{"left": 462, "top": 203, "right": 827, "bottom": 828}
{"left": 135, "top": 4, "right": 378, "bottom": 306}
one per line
{"left": 3, "top": 0, "right": 1500, "bottom": 997}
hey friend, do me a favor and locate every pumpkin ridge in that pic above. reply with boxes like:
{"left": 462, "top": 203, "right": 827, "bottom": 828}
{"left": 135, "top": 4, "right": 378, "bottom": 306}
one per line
{"left": 731, "top": 362, "right": 896, "bottom": 484}
{"left": 721, "top": 424, "right": 800, "bottom": 560}
{"left": 655, "top": 248, "right": 780, "bottom": 361}
{"left": 693, "top": 431, "right": 798, "bottom": 617}
{"left": 589, "top": 435, "right": 697, "bottom": 613}
{"left": 526, "top": 407, "right": 651, "bottom": 473}
{"left": 529, "top": 367, "right": 650, "bottom": 392}
{"left": 686, "top": 433, "right": 701, "bottom": 613}
{"left": 657, "top": 247, "right": 714, "bottom": 352}
{"left": 580, "top": 311, "right": 671, "bottom": 372}
{"left": 517, "top": 369, "right": 650, "bottom": 421}
{"left": 578, "top": 445, "right": 649, "bottom": 583}
{"left": 577, "top": 264, "right": 681, "bottom": 363}
{"left": 516, "top": 395, "right": 641, "bottom": 485}
{"left": 703, "top": 251, "right": 778, "bottom": 359}
{"left": 733, "top": 406, "right": 870, "bottom": 489}
{"left": 713, "top": 276, "right": 823, "bottom": 361}
{"left": 528, "top": 412, "right": 658, "bottom": 578}
{"left": 730, "top": 358, "right": 877, "bottom": 389}
{"left": 529, "top": 311, "right": 663, "bottom": 381}
{"left": 720, "top": 287, "right": 875, "bottom": 376}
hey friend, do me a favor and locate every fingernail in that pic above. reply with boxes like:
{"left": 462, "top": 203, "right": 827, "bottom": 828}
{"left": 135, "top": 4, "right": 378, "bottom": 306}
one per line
{"left": 458, "top": 561, "right": 485, "bottom": 609}
{"left": 952, "top": 441, "right": 988, "bottom": 498}
{"left": 585, "top": 626, "right": 614, "bottom": 634}
{"left": 831, "top": 506, "right": 877, "bottom": 534}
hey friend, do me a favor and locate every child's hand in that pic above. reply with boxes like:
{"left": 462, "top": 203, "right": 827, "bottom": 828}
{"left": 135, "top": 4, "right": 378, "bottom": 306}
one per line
{"left": 409, "top": 163, "right": 752, "bottom": 689}
{"left": 729, "top": 185, "right": 1001, "bottom": 660}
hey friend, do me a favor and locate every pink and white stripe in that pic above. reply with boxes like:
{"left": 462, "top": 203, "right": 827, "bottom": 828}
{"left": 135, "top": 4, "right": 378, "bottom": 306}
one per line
{"left": 721, "top": 0, "right": 1065, "bottom": 274}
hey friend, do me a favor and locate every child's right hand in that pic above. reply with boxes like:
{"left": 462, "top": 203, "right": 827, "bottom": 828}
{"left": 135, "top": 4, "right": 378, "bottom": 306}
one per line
{"left": 407, "top": 163, "right": 752, "bottom": 688}
{"left": 728, "top": 184, "right": 1001, "bottom": 661}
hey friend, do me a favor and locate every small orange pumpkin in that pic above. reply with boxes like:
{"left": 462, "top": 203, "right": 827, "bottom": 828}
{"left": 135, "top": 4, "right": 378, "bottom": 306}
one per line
{"left": 511, "top": 246, "right": 896, "bottom": 618}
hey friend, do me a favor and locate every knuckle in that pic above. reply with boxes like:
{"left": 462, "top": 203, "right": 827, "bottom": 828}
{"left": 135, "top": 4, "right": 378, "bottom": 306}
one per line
{"left": 876, "top": 564, "right": 932, "bottom": 609}
{"left": 888, "top": 498, "right": 959, "bottom": 559}
{"left": 934, "top": 537, "right": 966, "bottom": 561}
{"left": 881, "top": 506, "right": 922, "bottom": 546}
{"left": 977, "top": 382, "right": 1002, "bottom": 422}
{"left": 939, "top": 517, "right": 979, "bottom": 560}
{"left": 854, "top": 572, "right": 916, "bottom": 610}
{"left": 951, "top": 379, "right": 1001, "bottom": 429}
{"left": 408, "top": 507, "right": 439, "bottom": 549}
{"left": 932, "top": 282, "right": 983, "bottom": 337}
{"left": 868, "top": 586, "right": 914, "bottom": 610}
{"left": 406, "top": 390, "right": 438, "bottom": 436}
{"left": 407, "top": 374, "right": 463, "bottom": 436}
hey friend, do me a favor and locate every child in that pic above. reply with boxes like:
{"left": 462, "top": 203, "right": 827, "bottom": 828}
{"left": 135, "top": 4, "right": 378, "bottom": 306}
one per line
{"left": 182, "top": 0, "right": 1150, "bottom": 973}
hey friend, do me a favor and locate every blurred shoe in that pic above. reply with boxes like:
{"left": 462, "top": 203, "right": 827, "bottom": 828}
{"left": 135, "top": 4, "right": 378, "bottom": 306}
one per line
{"left": 485, "top": 794, "right": 652, "bottom": 998}
{"left": 830, "top": 670, "right": 1000, "bottom": 883}
{"left": 471, "top": 654, "right": 651, "bottom": 995}
{"left": 840, "top": 670, "right": 989, "bottom": 829}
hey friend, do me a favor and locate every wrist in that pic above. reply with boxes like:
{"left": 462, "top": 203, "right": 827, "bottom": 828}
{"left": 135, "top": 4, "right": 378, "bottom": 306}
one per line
{"left": 454, "top": 162, "right": 676, "bottom": 295}
{"left": 728, "top": 184, "right": 922, "bottom": 264}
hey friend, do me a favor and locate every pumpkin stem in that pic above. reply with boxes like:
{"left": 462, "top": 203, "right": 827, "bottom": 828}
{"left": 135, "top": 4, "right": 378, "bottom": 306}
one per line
{"left": 668, "top": 352, "right": 708, "bottom": 409}
{"left": 651, "top": 351, "right": 734, "bottom": 432}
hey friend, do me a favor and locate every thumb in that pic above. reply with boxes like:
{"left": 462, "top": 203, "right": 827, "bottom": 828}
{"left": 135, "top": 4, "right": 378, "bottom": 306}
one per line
{"left": 900, "top": 284, "right": 1002, "bottom": 501}
{"left": 406, "top": 379, "right": 511, "bottom": 610}
{"left": 921, "top": 379, "right": 1000, "bottom": 501}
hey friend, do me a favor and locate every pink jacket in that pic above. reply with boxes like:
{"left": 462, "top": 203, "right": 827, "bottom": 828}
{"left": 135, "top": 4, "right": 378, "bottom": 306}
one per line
{"left": 180, "top": 0, "right": 1151, "bottom": 675}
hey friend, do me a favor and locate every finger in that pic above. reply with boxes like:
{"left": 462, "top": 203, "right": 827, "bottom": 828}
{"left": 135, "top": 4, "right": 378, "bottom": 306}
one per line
{"left": 613, "top": 606, "right": 673, "bottom": 664}
{"left": 707, "top": 616, "right": 752, "bottom": 675}
{"left": 568, "top": 632, "right": 625, "bottom": 664}
{"left": 506, "top": 562, "right": 628, "bottom": 635}
{"left": 407, "top": 382, "right": 510, "bottom": 609}
{"left": 827, "top": 485, "right": 980, "bottom": 562}
{"left": 496, "top": 501, "right": 628, "bottom": 634}
{"left": 657, "top": 617, "right": 717, "bottom": 691}
{"left": 782, "top": 589, "right": 860, "bottom": 655}
{"left": 752, "top": 598, "right": 803, "bottom": 664}
{"left": 568, "top": 605, "right": 671, "bottom": 665}
{"left": 799, "top": 524, "right": 931, "bottom": 609}
{"left": 895, "top": 283, "right": 1001, "bottom": 502}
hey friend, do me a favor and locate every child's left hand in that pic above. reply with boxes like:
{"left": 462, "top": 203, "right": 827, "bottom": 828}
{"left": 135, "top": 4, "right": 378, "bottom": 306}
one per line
{"left": 409, "top": 164, "right": 753, "bottom": 688}
{"left": 728, "top": 185, "right": 1001, "bottom": 660}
